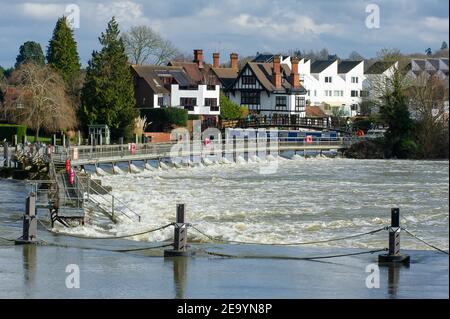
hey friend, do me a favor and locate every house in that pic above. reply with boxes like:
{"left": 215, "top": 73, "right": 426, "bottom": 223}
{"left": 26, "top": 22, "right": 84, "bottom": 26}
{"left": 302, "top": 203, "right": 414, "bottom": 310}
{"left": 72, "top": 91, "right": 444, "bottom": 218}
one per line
{"left": 405, "top": 58, "right": 449, "bottom": 82}
{"left": 363, "top": 61, "right": 398, "bottom": 93}
{"left": 211, "top": 52, "right": 239, "bottom": 90}
{"left": 217, "top": 55, "right": 307, "bottom": 117}
{"left": 131, "top": 49, "right": 221, "bottom": 123}
{"left": 292, "top": 59, "right": 366, "bottom": 117}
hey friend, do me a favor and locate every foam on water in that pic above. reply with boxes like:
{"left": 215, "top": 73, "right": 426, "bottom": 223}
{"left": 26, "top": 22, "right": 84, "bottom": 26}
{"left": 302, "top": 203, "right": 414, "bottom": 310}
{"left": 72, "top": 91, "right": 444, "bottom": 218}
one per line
{"left": 95, "top": 167, "right": 108, "bottom": 176}
{"left": 129, "top": 164, "right": 141, "bottom": 174}
{"left": 72, "top": 158, "right": 448, "bottom": 250}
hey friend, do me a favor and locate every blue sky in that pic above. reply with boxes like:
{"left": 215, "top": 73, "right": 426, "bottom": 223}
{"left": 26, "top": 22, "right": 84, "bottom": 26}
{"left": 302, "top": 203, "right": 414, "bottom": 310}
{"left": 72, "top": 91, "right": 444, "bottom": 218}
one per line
{"left": 0, "top": 0, "right": 448, "bottom": 68}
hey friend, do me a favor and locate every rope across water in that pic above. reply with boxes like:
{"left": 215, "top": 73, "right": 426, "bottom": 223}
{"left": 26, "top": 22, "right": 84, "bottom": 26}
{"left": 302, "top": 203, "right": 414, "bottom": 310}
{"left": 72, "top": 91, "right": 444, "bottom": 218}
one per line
{"left": 38, "top": 219, "right": 174, "bottom": 240}
{"left": 190, "top": 224, "right": 388, "bottom": 246}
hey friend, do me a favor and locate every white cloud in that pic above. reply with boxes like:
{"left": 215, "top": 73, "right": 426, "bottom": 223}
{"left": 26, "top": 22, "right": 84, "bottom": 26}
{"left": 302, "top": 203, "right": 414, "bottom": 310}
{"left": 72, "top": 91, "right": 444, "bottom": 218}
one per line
{"left": 95, "top": 1, "right": 151, "bottom": 28}
{"left": 231, "top": 13, "right": 339, "bottom": 39}
{"left": 20, "top": 3, "right": 66, "bottom": 20}
{"left": 423, "top": 16, "right": 449, "bottom": 32}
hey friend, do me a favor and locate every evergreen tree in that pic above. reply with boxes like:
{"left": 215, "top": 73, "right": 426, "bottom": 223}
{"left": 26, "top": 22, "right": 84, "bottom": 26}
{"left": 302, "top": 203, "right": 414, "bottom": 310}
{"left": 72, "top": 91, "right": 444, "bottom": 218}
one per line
{"left": 15, "top": 41, "right": 45, "bottom": 67}
{"left": 80, "top": 17, "right": 137, "bottom": 140}
{"left": 47, "top": 16, "right": 81, "bottom": 83}
{"left": 380, "top": 69, "right": 416, "bottom": 158}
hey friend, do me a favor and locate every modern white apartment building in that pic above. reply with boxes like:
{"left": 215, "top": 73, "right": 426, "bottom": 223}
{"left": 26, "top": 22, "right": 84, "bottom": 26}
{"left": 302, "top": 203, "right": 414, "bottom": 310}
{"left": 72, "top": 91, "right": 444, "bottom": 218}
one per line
{"left": 281, "top": 58, "right": 366, "bottom": 117}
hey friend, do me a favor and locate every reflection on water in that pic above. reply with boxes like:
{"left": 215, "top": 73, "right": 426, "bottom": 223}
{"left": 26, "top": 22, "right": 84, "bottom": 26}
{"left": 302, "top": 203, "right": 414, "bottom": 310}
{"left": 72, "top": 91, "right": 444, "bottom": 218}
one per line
{"left": 387, "top": 265, "right": 401, "bottom": 297}
{"left": 22, "top": 245, "right": 37, "bottom": 296}
{"left": 165, "top": 257, "right": 188, "bottom": 299}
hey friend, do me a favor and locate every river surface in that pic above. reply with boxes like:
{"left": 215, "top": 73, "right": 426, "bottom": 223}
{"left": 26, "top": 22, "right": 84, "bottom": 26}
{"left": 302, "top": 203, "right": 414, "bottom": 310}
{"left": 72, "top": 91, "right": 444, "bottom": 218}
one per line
{"left": 0, "top": 157, "right": 448, "bottom": 298}
{"left": 25, "top": 156, "right": 447, "bottom": 250}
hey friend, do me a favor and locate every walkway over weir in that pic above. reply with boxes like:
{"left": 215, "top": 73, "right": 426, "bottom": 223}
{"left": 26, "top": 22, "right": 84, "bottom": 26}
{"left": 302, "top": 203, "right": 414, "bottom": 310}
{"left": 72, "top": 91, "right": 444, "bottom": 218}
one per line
{"left": 50, "top": 137, "right": 363, "bottom": 166}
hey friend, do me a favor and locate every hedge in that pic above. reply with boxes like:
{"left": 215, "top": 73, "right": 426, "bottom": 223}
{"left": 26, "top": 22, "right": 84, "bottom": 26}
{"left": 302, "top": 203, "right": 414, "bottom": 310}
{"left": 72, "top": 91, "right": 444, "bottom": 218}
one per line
{"left": 0, "top": 124, "right": 27, "bottom": 144}
{"left": 140, "top": 108, "right": 188, "bottom": 132}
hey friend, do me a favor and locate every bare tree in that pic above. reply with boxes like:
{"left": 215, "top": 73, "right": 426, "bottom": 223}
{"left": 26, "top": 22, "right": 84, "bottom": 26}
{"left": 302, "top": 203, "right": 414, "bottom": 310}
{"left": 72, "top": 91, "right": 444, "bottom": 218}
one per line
{"left": 348, "top": 51, "right": 364, "bottom": 60}
{"left": 153, "top": 38, "right": 179, "bottom": 65}
{"left": 122, "top": 25, "right": 179, "bottom": 65}
{"left": 4, "top": 63, "right": 77, "bottom": 139}
{"left": 407, "top": 75, "right": 448, "bottom": 157}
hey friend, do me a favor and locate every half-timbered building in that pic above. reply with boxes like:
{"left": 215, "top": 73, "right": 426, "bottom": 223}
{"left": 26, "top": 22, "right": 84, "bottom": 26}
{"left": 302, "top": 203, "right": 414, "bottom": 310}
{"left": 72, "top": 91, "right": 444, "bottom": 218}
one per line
{"left": 217, "top": 55, "right": 307, "bottom": 117}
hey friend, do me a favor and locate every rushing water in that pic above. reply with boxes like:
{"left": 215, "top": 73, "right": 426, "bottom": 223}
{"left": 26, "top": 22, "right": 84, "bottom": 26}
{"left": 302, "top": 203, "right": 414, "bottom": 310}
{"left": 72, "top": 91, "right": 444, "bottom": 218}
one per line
{"left": 47, "top": 156, "right": 448, "bottom": 251}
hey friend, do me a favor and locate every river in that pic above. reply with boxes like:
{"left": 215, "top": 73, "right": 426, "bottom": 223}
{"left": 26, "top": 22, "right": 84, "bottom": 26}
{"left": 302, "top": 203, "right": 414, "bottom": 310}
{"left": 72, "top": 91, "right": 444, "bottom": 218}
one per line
{"left": 27, "top": 157, "right": 449, "bottom": 250}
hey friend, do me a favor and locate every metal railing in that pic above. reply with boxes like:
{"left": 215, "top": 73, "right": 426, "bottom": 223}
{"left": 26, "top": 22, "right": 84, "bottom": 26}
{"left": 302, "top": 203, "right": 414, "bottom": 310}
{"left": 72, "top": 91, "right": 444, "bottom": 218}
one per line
{"left": 49, "top": 137, "right": 364, "bottom": 163}
{"left": 84, "top": 175, "right": 141, "bottom": 223}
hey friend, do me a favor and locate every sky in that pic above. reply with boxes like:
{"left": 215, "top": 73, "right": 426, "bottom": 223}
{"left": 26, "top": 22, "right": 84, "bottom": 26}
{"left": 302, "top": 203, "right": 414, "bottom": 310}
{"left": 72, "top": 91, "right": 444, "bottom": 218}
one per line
{"left": 0, "top": 0, "right": 448, "bottom": 68}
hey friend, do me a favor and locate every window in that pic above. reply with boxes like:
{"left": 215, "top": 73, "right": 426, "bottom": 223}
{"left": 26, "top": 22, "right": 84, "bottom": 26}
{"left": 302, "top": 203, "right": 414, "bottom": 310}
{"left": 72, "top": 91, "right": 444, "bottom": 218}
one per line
{"left": 207, "top": 85, "right": 216, "bottom": 91}
{"left": 241, "top": 91, "right": 260, "bottom": 105}
{"left": 334, "top": 90, "right": 343, "bottom": 97}
{"left": 179, "top": 85, "right": 198, "bottom": 90}
{"left": 324, "top": 76, "right": 332, "bottom": 83}
{"left": 295, "top": 96, "right": 305, "bottom": 112}
{"left": 205, "top": 98, "right": 219, "bottom": 111}
{"left": 314, "top": 90, "right": 317, "bottom": 97}
{"left": 351, "top": 104, "right": 358, "bottom": 111}
{"left": 307, "top": 90, "right": 310, "bottom": 96}
{"left": 325, "top": 90, "right": 332, "bottom": 97}
{"left": 360, "top": 90, "right": 369, "bottom": 97}
{"left": 351, "top": 77, "right": 359, "bottom": 83}
{"left": 157, "top": 97, "right": 163, "bottom": 107}
{"left": 351, "top": 90, "right": 359, "bottom": 97}
{"left": 180, "top": 97, "right": 197, "bottom": 110}
{"left": 275, "top": 96, "right": 287, "bottom": 110}
{"left": 242, "top": 75, "right": 256, "bottom": 85}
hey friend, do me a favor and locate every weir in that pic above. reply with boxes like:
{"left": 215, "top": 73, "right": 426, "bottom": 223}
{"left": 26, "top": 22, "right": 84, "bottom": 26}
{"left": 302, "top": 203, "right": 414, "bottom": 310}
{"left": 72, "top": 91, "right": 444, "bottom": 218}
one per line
{"left": 48, "top": 137, "right": 361, "bottom": 167}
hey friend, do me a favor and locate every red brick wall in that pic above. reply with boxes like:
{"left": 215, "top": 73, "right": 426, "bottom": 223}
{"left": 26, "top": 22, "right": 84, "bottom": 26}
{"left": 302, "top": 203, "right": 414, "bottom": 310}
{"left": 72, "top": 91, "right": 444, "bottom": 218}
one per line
{"left": 143, "top": 132, "right": 172, "bottom": 143}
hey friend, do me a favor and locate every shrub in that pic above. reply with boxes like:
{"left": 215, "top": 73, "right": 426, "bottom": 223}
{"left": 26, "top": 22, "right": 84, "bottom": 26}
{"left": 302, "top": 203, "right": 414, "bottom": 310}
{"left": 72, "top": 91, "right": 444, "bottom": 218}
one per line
{"left": 0, "top": 124, "right": 27, "bottom": 143}
{"left": 140, "top": 108, "right": 188, "bottom": 132}
{"left": 220, "top": 93, "right": 242, "bottom": 120}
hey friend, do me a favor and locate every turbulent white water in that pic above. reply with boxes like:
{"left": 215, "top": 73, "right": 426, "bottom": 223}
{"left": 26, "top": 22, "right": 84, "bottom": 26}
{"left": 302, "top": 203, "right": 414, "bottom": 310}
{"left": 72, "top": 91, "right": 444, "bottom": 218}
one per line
{"left": 71, "top": 157, "right": 449, "bottom": 250}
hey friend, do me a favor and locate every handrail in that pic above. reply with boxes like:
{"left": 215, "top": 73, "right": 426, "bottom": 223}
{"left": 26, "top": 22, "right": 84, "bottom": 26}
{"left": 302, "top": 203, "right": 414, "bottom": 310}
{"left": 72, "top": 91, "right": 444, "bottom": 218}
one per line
{"left": 85, "top": 175, "right": 141, "bottom": 222}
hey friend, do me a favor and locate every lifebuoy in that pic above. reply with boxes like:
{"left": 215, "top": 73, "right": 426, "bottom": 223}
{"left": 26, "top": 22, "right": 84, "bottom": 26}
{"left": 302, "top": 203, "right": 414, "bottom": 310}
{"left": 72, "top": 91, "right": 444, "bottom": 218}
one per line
{"left": 306, "top": 135, "right": 313, "bottom": 144}
{"left": 356, "top": 130, "right": 365, "bottom": 137}
{"left": 130, "top": 143, "right": 136, "bottom": 154}
{"left": 65, "top": 159, "right": 71, "bottom": 173}
{"left": 69, "top": 168, "right": 74, "bottom": 185}
{"left": 203, "top": 138, "right": 210, "bottom": 147}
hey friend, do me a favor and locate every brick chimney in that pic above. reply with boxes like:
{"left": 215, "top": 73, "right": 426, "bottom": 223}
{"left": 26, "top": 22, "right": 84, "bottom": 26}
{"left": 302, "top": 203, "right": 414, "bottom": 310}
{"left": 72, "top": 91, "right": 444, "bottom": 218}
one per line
{"left": 194, "top": 49, "right": 203, "bottom": 68}
{"left": 272, "top": 55, "right": 281, "bottom": 88}
{"left": 290, "top": 56, "right": 300, "bottom": 88}
{"left": 230, "top": 53, "right": 238, "bottom": 70}
{"left": 213, "top": 53, "right": 220, "bottom": 68}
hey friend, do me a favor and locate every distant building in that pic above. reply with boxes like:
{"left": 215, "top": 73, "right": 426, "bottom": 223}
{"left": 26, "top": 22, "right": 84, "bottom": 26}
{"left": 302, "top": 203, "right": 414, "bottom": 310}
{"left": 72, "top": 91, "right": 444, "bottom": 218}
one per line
{"left": 405, "top": 58, "right": 449, "bottom": 82}
{"left": 214, "top": 54, "right": 307, "bottom": 117}
{"left": 131, "top": 49, "right": 221, "bottom": 123}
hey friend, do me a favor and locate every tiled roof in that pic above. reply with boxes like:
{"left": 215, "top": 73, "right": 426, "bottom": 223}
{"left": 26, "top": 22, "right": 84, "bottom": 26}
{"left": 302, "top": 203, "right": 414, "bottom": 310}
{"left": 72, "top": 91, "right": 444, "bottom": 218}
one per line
{"left": 306, "top": 105, "right": 327, "bottom": 117}
{"left": 245, "top": 62, "right": 306, "bottom": 94}
{"left": 338, "top": 61, "right": 362, "bottom": 74}
{"left": 365, "top": 61, "right": 396, "bottom": 74}
{"left": 310, "top": 60, "right": 335, "bottom": 73}
{"left": 168, "top": 61, "right": 220, "bottom": 85}
{"left": 212, "top": 67, "right": 239, "bottom": 89}
{"left": 131, "top": 65, "right": 193, "bottom": 94}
